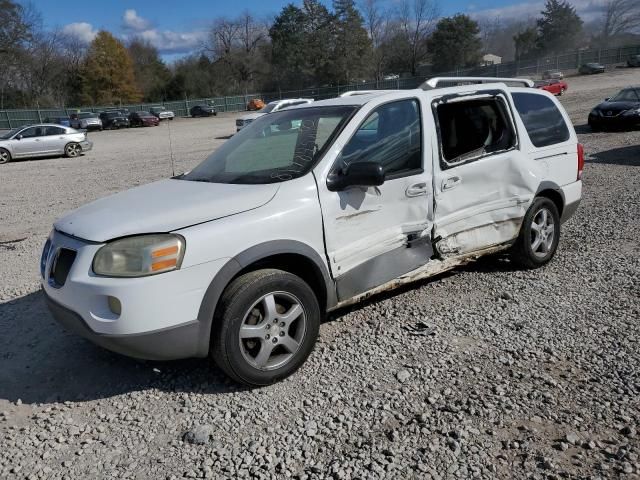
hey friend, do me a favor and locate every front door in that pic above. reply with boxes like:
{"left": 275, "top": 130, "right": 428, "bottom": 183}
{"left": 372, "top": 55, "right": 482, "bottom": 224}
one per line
{"left": 317, "top": 98, "right": 434, "bottom": 301}
{"left": 431, "top": 91, "right": 535, "bottom": 256}
{"left": 13, "top": 126, "right": 47, "bottom": 157}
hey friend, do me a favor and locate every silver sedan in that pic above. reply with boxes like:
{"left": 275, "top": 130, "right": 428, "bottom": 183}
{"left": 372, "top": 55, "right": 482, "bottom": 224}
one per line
{"left": 0, "top": 124, "right": 93, "bottom": 164}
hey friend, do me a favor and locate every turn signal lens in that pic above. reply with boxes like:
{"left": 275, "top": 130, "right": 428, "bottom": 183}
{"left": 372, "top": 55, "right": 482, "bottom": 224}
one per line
{"left": 93, "top": 234, "right": 185, "bottom": 277}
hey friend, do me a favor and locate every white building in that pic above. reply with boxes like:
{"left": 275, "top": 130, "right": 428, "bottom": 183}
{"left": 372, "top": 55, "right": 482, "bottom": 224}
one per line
{"left": 481, "top": 54, "right": 502, "bottom": 66}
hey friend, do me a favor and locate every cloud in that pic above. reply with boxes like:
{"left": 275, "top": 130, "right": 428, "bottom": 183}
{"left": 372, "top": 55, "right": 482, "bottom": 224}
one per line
{"left": 62, "top": 22, "right": 98, "bottom": 43}
{"left": 473, "top": 0, "right": 607, "bottom": 23}
{"left": 123, "top": 9, "right": 152, "bottom": 31}
{"left": 135, "top": 29, "right": 207, "bottom": 54}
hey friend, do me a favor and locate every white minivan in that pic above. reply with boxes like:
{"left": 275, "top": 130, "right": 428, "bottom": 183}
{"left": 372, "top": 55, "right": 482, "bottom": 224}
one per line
{"left": 41, "top": 78, "right": 583, "bottom": 386}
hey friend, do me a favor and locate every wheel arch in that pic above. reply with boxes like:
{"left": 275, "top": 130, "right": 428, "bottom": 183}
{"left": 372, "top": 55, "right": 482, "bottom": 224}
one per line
{"left": 194, "top": 240, "right": 336, "bottom": 357}
{"left": 536, "top": 182, "right": 565, "bottom": 217}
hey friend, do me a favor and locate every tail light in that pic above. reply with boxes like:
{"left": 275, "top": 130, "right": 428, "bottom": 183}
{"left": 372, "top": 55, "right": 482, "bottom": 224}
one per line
{"left": 577, "top": 143, "right": 584, "bottom": 180}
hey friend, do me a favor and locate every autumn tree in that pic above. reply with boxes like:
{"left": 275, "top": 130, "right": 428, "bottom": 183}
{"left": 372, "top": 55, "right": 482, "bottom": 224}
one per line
{"left": 428, "top": 14, "right": 482, "bottom": 72}
{"left": 82, "top": 31, "right": 141, "bottom": 105}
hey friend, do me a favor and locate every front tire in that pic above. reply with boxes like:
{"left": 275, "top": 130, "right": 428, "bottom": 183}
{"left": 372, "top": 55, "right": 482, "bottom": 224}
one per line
{"left": 0, "top": 148, "right": 11, "bottom": 164}
{"left": 64, "top": 143, "right": 82, "bottom": 158}
{"left": 211, "top": 269, "right": 321, "bottom": 386}
{"left": 510, "top": 197, "right": 560, "bottom": 269}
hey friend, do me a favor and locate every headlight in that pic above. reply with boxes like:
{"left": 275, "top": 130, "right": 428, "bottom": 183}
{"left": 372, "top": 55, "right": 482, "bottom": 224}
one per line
{"left": 590, "top": 109, "right": 600, "bottom": 116}
{"left": 40, "top": 234, "right": 52, "bottom": 278}
{"left": 93, "top": 234, "right": 185, "bottom": 277}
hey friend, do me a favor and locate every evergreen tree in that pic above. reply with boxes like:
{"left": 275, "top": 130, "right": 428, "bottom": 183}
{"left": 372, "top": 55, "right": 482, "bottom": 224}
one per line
{"left": 536, "top": 0, "right": 583, "bottom": 54}
{"left": 513, "top": 27, "right": 538, "bottom": 60}
{"left": 428, "top": 14, "right": 482, "bottom": 73}
{"left": 128, "top": 38, "right": 171, "bottom": 102}
{"left": 333, "top": 0, "right": 371, "bottom": 83}
{"left": 81, "top": 31, "right": 141, "bottom": 105}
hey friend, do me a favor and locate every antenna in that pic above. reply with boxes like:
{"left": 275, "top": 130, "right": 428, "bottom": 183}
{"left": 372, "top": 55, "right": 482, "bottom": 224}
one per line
{"left": 167, "top": 116, "right": 176, "bottom": 177}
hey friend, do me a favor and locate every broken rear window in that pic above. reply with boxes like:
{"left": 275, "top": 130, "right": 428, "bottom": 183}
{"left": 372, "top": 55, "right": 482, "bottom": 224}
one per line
{"left": 436, "top": 97, "right": 516, "bottom": 166}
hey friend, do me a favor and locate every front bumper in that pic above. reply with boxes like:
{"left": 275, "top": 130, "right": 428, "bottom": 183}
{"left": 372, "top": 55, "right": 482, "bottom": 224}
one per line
{"left": 589, "top": 112, "right": 640, "bottom": 130}
{"left": 41, "top": 230, "right": 225, "bottom": 360}
{"left": 44, "top": 290, "right": 201, "bottom": 360}
{"left": 80, "top": 140, "right": 93, "bottom": 152}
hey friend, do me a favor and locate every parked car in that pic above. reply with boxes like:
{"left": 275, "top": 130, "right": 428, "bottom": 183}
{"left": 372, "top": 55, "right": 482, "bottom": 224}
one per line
{"left": 99, "top": 111, "right": 130, "bottom": 129}
{"left": 150, "top": 106, "right": 175, "bottom": 120}
{"left": 247, "top": 99, "right": 266, "bottom": 111}
{"left": 0, "top": 124, "right": 92, "bottom": 164}
{"left": 383, "top": 74, "right": 399, "bottom": 80}
{"left": 542, "top": 70, "right": 563, "bottom": 80}
{"left": 534, "top": 79, "right": 568, "bottom": 96}
{"left": 41, "top": 77, "right": 582, "bottom": 386}
{"left": 236, "top": 98, "right": 314, "bottom": 132}
{"left": 128, "top": 111, "right": 159, "bottom": 127}
{"left": 588, "top": 86, "right": 640, "bottom": 131}
{"left": 44, "top": 116, "right": 71, "bottom": 127}
{"left": 627, "top": 55, "right": 640, "bottom": 67}
{"left": 190, "top": 105, "right": 217, "bottom": 117}
{"left": 579, "top": 63, "right": 605, "bottom": 75}
{"left": 70, "top": 112, "right": 102, "bottom": 131}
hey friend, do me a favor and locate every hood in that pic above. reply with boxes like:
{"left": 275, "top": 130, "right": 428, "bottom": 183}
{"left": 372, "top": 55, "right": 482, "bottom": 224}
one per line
{"left": 595, "top": 101, "right": 640, "bottom": 113}
{"left": 54, "top": 179, "right": 279, "bottom": 242}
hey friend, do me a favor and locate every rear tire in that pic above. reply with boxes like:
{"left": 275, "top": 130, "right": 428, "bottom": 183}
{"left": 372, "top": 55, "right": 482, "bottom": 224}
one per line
{"left": 211, "top": 269, "right": 321, "bottom": 386}
{"left": 510, "top": 197, "right": 560, "bottom": 269}
{"left": 64, "top": 143, "right": 82, "bottom": 158}
{"left": 0, "top": 148, "right": 11, "bottom": 164}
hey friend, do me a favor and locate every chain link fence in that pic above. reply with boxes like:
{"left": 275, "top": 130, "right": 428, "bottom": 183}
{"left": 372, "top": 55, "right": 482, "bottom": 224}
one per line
{"left": 1, "top": 43, "right": 639, "bottom": 130}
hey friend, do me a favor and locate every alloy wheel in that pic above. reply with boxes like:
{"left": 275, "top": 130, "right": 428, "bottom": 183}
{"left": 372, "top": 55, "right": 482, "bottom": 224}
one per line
{"left": 238, "top": 291, "right": 306, "bottom": 371}
{"left": 530, "top": 207, "right": 555, "bottom": 258}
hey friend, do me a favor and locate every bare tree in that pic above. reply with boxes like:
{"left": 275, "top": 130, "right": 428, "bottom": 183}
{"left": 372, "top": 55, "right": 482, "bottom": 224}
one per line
{"left": 600, "top": 0, "right": 640, "bottom": 46}
{"left": 361, "top": 0, "right": 389, "bottom": 80}
{"left": 206, "top": 17, "right": 240, "bottom": 60}
{"left": 396, "top": 0, "right": 439, "bottom": 76}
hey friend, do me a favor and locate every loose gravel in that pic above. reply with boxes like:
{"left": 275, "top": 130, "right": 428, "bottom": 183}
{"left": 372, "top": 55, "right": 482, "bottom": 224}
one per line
{"left": 1, "top": 69, "right": 639, "bottom": 479}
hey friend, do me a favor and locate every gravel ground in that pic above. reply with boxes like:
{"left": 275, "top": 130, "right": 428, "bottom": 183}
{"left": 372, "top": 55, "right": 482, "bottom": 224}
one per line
{"left": 0, "top": 69, "right": 639, "bottom": 479}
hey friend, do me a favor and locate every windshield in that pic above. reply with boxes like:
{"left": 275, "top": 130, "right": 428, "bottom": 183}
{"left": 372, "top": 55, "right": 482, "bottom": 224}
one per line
{"left": 610, "top": 89, "right": 640, "bottom": 102}
{"left": 0, "top": 128, "right": 22, "bottom": 139}
{"left": 79, "top": 112, "right": 97, "bottom": 119}
{"left": 259, "top": 103, "right": 277, "bottom": 113}
{"left": 181, "top": 105, "right": 356, "bottom": 184}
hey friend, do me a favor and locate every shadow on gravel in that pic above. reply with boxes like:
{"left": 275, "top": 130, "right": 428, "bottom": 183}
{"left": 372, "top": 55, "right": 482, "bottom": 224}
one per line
{"left": 587, "top": 145, "right": 640, "bottom": 166}
{"left": 0, "top": 292, "right": 241, "bottom": 405}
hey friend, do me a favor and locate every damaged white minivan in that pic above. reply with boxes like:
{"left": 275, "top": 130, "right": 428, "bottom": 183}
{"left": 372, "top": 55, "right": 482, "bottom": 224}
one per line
{"left": 41, "top": 77, "right": 583, "bottom": 386}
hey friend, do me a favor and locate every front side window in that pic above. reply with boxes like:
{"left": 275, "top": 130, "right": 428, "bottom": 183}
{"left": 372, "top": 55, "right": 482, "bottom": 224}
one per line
{"left": 20, "top": 127, "right": 44, "bottom": 138}
{"left": 436, "top": 97, "right": 516, "bottom": 166}
{"left": 335, "top": 99, "right": 422, "bottom": 177}
{"left": 181, "top": 106, "right": 356, "bottom": 184}
{"left": 512, "top": 92, "right": 570, "bottom": 148}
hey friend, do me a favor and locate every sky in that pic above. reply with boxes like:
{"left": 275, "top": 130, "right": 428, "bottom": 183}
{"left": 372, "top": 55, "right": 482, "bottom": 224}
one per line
{"left": 32, "top": 0, "right": 608, "bottom": 60}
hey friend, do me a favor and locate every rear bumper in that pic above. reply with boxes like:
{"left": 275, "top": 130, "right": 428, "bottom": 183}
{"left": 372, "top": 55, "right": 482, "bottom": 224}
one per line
{"left": 44, "top": 290, "right": 201, "bottom": 360}
{"left": 560, "top": 180, "right": 581, "bottom": 223}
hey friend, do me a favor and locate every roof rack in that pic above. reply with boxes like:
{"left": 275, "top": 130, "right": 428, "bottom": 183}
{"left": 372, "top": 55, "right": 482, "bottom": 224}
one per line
{"left": 421, "top": 77, "right": 534, "bottom": 90}
{"left": 339, "top": 90, "right": 397, "bottom": 97}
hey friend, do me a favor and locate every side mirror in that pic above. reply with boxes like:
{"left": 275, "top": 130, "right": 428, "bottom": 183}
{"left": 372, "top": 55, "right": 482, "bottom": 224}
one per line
{"left": 605, "top": 97, "right": 610, "bottom": 101}
{"left": 16, "top": 134, "right": 22, "bottom": 140}
{"left": 327, "top": 161, "right": 385, "bottom": 192}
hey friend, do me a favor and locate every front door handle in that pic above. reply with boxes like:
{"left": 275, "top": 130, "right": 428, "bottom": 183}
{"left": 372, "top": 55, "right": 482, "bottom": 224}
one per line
{"left": 406, "top": 182, "right": 428, "bottom": 197}
{"left": 442, "top": 176, "right": 461, "bottom": 191}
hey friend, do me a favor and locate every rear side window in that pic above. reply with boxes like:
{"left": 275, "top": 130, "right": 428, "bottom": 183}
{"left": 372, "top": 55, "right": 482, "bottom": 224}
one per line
{"left": 512, "top": 92, "right": 570, "bottom": 148}
{"left": 45, "top": 126, "right": 65, "bottom": 135}
{"left": 435, "top": 97, "right": 515, "bottom": 166}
